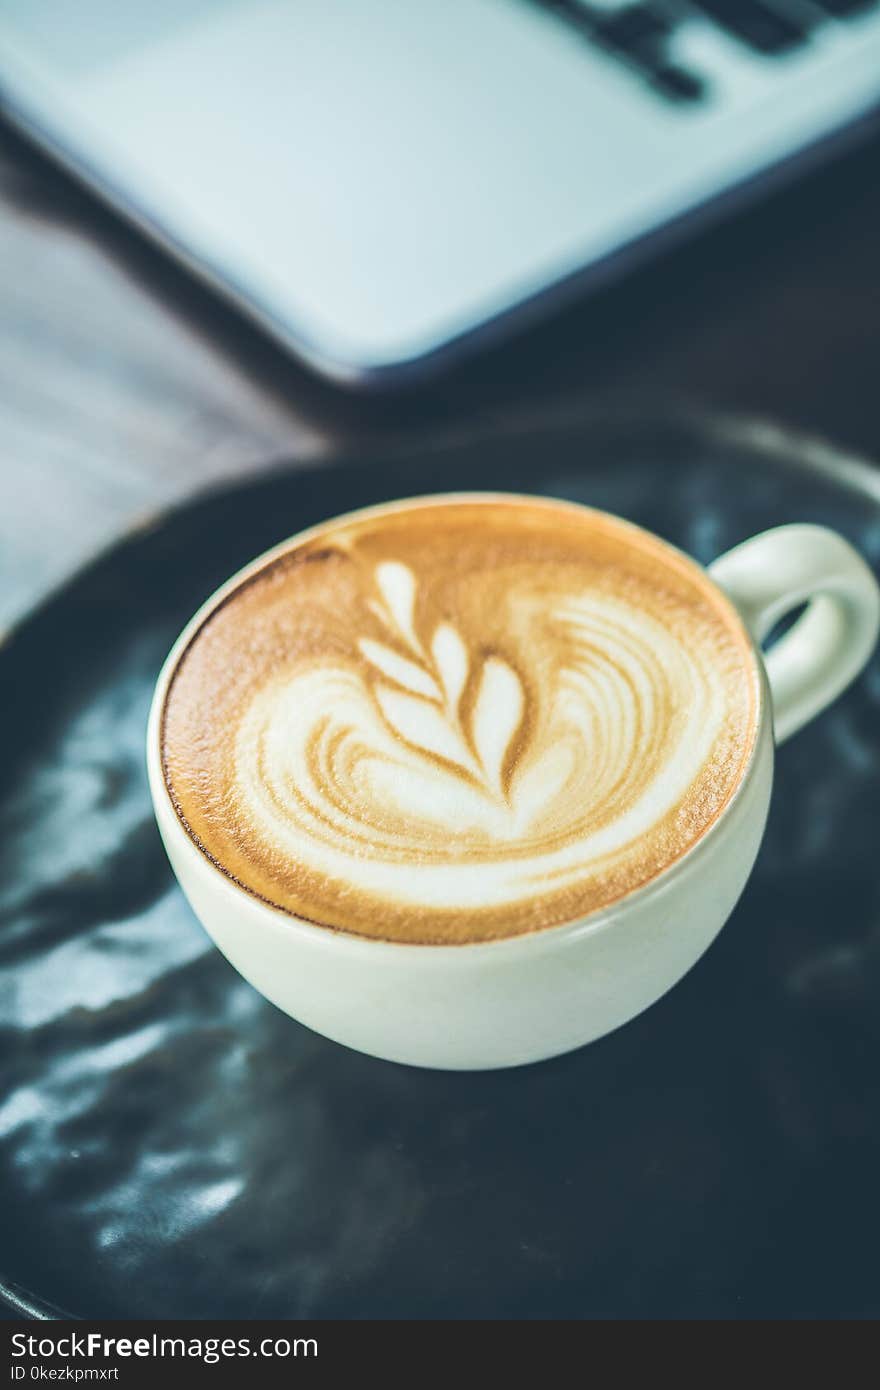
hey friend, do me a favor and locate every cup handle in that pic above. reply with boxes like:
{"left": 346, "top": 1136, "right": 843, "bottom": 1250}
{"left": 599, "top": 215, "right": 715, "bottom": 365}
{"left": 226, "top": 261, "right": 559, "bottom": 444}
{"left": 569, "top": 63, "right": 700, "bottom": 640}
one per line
{"left": 708, "top": 524, "right": 880, "bottom": 744}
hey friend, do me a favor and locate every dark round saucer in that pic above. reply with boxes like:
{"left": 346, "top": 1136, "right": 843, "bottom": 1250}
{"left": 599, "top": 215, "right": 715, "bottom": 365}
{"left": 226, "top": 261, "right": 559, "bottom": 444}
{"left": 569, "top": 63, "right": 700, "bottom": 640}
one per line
{"left": 2, "top": 409, "right": 879, "bottom": 1320}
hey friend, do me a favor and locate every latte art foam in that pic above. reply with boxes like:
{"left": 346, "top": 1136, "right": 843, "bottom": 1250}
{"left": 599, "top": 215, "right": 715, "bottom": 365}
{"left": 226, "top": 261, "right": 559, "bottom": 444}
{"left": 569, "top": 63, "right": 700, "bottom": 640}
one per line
{"left": 161, "top": 497, "right": 760, "bottom": 943}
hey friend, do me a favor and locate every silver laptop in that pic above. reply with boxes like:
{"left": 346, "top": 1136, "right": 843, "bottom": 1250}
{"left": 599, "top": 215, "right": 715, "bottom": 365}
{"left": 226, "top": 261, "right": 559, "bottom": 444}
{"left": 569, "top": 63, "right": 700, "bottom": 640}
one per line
{"left": 1, "top": 0, "right": 878, "bottom": 388}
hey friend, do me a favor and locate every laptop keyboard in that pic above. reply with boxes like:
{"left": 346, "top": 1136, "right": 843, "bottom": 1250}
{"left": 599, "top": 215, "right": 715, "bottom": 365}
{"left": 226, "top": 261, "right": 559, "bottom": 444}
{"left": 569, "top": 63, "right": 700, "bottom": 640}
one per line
{"left": 534, "top": 0, "right": 879, "bottom": 102}
{"left": 693, "top": 1, "right": 811, "bottom": 53}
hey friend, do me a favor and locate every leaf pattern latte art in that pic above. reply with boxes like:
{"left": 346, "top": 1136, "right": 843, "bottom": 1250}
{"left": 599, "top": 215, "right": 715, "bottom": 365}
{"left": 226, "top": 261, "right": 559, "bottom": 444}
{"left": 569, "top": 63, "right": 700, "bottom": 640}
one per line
{"left": 231, "top": 551, "right": 733, "bottom": 869}
{"left": 359, "top": 563, "right": 524, "bottom": 801}
{"left": 164, "top": 498, "right": 759, "bottom": 939}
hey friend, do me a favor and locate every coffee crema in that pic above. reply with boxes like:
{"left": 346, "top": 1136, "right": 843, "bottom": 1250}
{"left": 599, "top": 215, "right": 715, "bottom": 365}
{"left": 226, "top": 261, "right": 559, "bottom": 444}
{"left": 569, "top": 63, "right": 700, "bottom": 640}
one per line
{"left": 161, "top": 496, "right": 760, "bottom": 944}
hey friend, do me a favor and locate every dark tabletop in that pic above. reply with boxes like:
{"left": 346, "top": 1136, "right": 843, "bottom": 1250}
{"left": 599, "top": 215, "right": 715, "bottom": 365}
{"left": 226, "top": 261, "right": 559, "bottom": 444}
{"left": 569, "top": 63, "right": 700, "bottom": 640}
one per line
{"left": 1, "top": 117, "right": 879, "bottom": 622}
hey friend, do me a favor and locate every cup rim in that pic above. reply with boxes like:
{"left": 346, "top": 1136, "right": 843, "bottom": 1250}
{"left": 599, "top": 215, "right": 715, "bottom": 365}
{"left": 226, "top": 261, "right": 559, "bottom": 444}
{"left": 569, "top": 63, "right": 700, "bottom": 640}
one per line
{"left": 147, "top": 491, "right": 767, "bottom": 957}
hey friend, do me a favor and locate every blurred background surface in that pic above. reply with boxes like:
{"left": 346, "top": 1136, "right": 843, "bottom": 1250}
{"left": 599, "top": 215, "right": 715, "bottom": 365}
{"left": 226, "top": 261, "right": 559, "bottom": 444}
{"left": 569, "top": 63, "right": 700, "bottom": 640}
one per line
{"left": 2, "top": 113, "right": 879, "bottom": 631}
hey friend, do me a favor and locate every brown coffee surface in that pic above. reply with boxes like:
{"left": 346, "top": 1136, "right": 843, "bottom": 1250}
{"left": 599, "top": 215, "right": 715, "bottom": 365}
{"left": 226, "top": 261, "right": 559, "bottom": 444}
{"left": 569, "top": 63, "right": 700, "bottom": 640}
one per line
{"left": 161, "top": 496, "right": 760, "bottom": 943}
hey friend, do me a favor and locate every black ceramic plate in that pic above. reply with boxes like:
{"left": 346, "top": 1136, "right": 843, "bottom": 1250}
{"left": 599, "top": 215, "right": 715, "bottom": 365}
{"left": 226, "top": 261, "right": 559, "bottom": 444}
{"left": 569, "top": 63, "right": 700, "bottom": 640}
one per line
{"left": 2, "top": 410, "right": 879, "bottom": 1321}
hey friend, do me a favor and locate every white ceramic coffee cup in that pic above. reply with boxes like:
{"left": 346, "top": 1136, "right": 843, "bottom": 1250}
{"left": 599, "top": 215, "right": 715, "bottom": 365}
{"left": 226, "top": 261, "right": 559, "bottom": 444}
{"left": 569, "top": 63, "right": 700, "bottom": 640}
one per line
{"left": 147, "top": 503, "right": 880, "bottom": 1070}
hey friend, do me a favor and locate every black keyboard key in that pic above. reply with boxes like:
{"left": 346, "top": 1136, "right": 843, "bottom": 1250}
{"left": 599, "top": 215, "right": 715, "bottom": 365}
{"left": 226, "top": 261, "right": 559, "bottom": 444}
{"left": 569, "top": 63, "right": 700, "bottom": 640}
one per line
{"left": 649, "top": 64, "right": 707, "bottom": 101}
{"left": 593, "top": 5, "right": 671, "bottom": 56}
{"left": 811, "top": 0, "right": 876, "bottom": 14}
{"left": 692, "top": 0, "right": 810, "bottom": 53}
{"left": 533, "top": 0, "right": 597, "bottom": 17}
{"left": 532, "top": 1, "right": 707, "bottom": 108}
